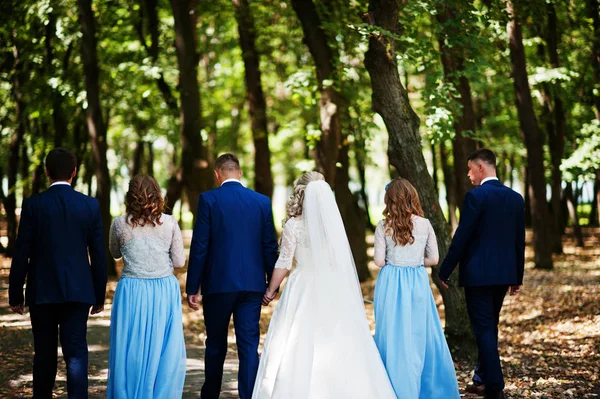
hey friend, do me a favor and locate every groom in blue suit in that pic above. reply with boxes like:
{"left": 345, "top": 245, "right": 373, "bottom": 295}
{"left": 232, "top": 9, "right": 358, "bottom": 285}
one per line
{"left": 439, "top": 149, "right": 525, "bottom": 399}
{"left": 186, "top": 153, "right": 279, "bottom": 399}
{"left": 9, "top": 147, "right": 107, "bottom": 398}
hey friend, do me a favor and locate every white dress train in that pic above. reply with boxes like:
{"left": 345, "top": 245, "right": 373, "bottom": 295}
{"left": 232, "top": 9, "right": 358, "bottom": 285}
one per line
{"left": 252, "top": 181, "right": 396, "bottom": 399}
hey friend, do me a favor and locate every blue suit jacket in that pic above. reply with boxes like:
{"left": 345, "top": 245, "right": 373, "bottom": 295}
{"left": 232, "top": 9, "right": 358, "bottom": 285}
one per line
{"left": 185, "top": 181, "right": 279, "bottom": 296}
{"left": 9, "top": 184, "right": 108, "bottom": 306}
{"left": 439, "top": 180, "right": 525, "bottom": 287}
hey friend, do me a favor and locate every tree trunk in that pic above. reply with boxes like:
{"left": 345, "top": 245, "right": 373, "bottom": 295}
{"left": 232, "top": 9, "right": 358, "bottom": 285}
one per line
{"left": 131, "top": 138, "right": 144, "bottom": 177}
{"left": 146, "top": 142, "right": 154, "bottom": 177}
{"left": 290, "top": 0, "right": 341, "bottom": 186}
{"left": 5, "top": 40, "right": 27, "bottom": 257}
{"left": 77, "top": 0, "right": 115, "bottom": 276}
{"left": 291, "top": 0, "right": 368, "bottom": 279}
{"left": 336, "top": 140, "right": 370, "bottom": 282}
{"left": 564, "top": 183, "right": 584, "bottom": 247}
{"left": 20, "top": 140, "right": 31, "bottom": 198}
{"left": 589, "top": 171, "right": 600, "bottom": 226}
{"left": 0, "top": 167, "right": 6, "bottom": 253}
{"left": 431, "top": 141, "right": 439, "bottom": 196}
{"left": 507, "top": 0, "right": 553, "bottom": 269}
{"left": 440, "top": 142, "right": 458, "bottom": 229}
{"left": 170, "top": 0, "right": 212, "bottom": 218}
{"left": 435, "top": 3, "right": 479, "bottom": 208}
{"left": 589, "top": 0, "right": 600, "bottom": 119}
{"left": 233, "top": 0, "right": 274, "bottom": 198}
{"left": 364, "top": 0, "right": 475, "bottom": 356}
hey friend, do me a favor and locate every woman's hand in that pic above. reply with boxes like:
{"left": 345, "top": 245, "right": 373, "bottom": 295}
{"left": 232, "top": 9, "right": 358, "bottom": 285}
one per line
{"left": 262, "top": 290, "right": 277, "bottom": 306}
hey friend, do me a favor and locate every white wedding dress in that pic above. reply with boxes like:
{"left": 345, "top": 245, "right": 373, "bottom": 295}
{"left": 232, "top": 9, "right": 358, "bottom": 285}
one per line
{"left": 252, "top": 181, "right": 396, "bottom": 399}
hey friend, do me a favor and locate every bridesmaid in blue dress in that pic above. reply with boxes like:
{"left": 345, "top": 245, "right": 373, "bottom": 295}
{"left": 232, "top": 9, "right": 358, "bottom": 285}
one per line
{"left": 107, "top": 175, "right": 187, "bottom": 398}
{"left": 373, "top": 178, "right": 460, "bottom": 399}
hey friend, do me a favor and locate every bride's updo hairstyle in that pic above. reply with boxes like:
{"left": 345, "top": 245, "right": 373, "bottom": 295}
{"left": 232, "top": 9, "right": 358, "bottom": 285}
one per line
{"left": 383, "top": 178, "right": 424, "bottom": 246}
{"left": 125, "top": 175, "right": 166, "bottom": 228}
{"left": 284, "top": 171, "right": 325, "bottom": 225}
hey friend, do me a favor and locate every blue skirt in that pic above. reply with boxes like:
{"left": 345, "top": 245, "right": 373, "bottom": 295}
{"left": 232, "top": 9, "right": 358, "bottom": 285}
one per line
{"left": 107, "top": 275, "right": 186, "bottom": 399}
{"left": 374, "top": 265, "right": 460, "bottom": 399}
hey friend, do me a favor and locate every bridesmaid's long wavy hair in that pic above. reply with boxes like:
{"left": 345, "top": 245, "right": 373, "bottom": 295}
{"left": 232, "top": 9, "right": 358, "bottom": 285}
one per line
{"left": 383, "top": 178, "right": 424, "bottom": 246}
{"left": 283, "top": 171, "right": 325, "bottom": 226}
{"left": 125, "top": 175, "right": 166, "bottom": 228}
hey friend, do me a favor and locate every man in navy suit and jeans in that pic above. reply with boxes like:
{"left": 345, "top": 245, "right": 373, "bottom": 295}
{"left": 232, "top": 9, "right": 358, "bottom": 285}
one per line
{"left": 9, "top": 147, "right": 107, "bottom": 398}
{"left": 186, "top": 153, "right": 279, "bottom": 399}
{"left": 439, "top": 149, "right": 525, "bottom": 399}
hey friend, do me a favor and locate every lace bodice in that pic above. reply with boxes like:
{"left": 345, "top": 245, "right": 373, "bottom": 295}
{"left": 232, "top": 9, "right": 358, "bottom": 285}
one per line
{"left": 109, "top": 213, "right": 186, "bottom": 278}
{"left": 374, "top": 216, "right": 438, "bottom": 267}
{"left": 274, "top": 217, "right": 310, "bottom": 270}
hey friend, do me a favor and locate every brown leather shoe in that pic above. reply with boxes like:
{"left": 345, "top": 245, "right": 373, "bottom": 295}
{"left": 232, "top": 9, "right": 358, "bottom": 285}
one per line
{"left": 466, "top": 383, "right": 486, "bottom": 396}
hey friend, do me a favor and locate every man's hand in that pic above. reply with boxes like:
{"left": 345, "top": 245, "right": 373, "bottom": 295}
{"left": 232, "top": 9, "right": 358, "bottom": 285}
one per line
{"left": 188, "top": 294, "right": 201, "bottom": 311}
{"left": 91, "top": 305, "right": 104, "bottom": 315}
{"left": 262, "top": 290, "right": 277, "bottom": 306}
{"left": 509, "top": 285, "right": 522, "bottom": 296}
{"left": 10, "top": 304, "right": 24, "bottom": 315}
{"left": 438, "top": 279, "right": 449, "bottom": 290}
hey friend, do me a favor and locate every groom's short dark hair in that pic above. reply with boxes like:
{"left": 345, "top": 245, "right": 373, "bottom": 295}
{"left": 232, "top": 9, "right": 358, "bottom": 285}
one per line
{"left": 468, "top": 148, "right": 496, "bottom": 168}
{"left": 46, "top": 147, "right": 77, "bottom": 181}
{"left": 215, "top": 153, "right": 241, "bottom": 172}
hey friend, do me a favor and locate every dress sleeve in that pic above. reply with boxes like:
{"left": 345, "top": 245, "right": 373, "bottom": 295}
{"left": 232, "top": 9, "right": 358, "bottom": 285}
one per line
{"left": 374, "top": 221, "right": 387, "bottom": 267}
{"left": 425, "top": 220, "right": 439, "bottom": 264}
{"left": 170, "top": 216, "right": 186, "bottom": 268}
{"left": 109, "top": 217, "right": 122, "bottom": 259}
{"left": 274, "top": 219, "right": 297, "bottom": 270}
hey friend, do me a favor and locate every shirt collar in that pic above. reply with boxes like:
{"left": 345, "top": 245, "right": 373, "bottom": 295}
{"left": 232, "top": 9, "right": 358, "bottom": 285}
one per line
{"left": 221, "top": 178, "right": 242, "bottom": 186}
{"left": 480, "top": 177, "right": 499, "bottom": 186}
{"left": 50, "top": 181, "right": 72, "bottom": 187}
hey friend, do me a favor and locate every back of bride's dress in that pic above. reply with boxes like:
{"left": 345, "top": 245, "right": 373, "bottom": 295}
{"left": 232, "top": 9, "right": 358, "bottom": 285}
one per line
{"left": 252, "top": 217, "right": 396, "bottom": 399}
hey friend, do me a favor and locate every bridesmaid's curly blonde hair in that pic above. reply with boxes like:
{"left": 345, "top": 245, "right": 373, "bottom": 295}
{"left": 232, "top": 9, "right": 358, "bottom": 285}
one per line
{"left": 283, "top": 171, "right": 325, "bottom": 226}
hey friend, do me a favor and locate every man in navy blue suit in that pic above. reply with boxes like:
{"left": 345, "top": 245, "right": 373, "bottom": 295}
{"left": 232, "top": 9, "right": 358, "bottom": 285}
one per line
{"left": 9, "top": 147, "right": 107, "bottom": 398}
{"left": 186, "top": 153, "right": 279, "bottom": 399}
{"left": 439, "top": 149, "right": 525, "bottom": 399}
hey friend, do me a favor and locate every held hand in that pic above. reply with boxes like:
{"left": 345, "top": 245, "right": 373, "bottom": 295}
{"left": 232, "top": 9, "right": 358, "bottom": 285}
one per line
{"left": 262, "top": 290, "right": 277, "bottom": 306}
{"left": 91, "top": 305, "right": 104, "bottom": 315}
{"left": 187, "top": 294, "right": 201, "bottom": 311}
{"left": 10, "top": 304, "right": 24, "bottom": 315}
{"left": 439, "top": 280, "right": 449, "bottom": 290}
{"left": 509, "top": 285, "right": 522, "bottom": 296}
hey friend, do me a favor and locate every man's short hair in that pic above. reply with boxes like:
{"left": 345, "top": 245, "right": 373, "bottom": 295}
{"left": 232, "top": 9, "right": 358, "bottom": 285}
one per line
{"left": 45, "top": 147, "right": 77, "bottom": 181}
{"left": 215, "top": 153, "right": 241, "bottom": 172}
{"left": 467, "top": 148, "right": 496, "bottom": 168}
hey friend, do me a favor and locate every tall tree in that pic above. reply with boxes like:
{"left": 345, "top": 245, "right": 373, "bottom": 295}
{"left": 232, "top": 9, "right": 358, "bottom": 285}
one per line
{"left": 5, "top": 37, "right": 27, "bottom": 257}
{"left": 170, "top": 0, "right": 212, "bottom": 217}
{"left": 590, "top": 0, "right": 600, "bottom": 120}
{"left": 435, "top": 0, "right": 479, "bottom": 208}
{"left": 506, "top": 0, "right": 554, "bottom": 269}
{"left": 77, "top": 0, "right": 115, "bottom": 275}
{"left": 290, "top": 0, "right": 341, "bottom": 186}
{"left": 290, "top": 0, "right": 370, "bottom": 281}
{"left": 232, "top": 0, "right": 274, "bottom": 198}
{"left": 364, "top": 0, "right": 475, "bottom": 354}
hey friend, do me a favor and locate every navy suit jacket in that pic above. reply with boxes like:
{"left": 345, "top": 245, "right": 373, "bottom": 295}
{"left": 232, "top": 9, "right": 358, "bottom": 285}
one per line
{"left": 185, "top": 181, "right": 279, "bottom": 296}
{"left": 439, "top": 180, "right": 525, "bottom": 287}
{"left": 9, "top": 184, "right": 108, "bottom": 306}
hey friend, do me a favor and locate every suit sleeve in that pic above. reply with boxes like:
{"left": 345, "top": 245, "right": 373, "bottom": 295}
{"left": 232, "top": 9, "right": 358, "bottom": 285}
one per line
{"left": 88, "top": 200, "right": 108, "bottom": 306}
{"left": 9, "top": 198, "right": 33, "bottom": 306}
{"left": 515, "top": 196, "right": 525, "bottom": 285}
{"left": 262, "top": 200, "right": 279, "bottom": 283}
{"left": 439, "top": 191, "right": 480, "bottom": 281}
{"left": 186, "top": 194, "right": 211, "bottom": 295}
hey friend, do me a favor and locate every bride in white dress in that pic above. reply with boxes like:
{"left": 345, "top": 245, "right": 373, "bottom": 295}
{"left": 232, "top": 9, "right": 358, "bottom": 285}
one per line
{"left": 252, "top": 172, "right": 396, "bottom": 399}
